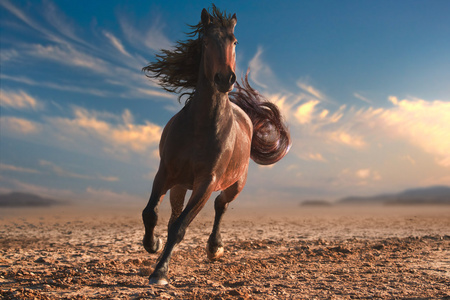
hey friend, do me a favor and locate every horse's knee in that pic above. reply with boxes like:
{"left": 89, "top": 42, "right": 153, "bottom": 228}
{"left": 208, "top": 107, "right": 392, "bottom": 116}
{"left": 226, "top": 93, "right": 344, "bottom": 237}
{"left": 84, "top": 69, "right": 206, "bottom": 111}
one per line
{"left": 167, "top": 218, "right": 189, "bottom": 245}
{"left": 142, "top": 206, "right": 158, "bottom": 228}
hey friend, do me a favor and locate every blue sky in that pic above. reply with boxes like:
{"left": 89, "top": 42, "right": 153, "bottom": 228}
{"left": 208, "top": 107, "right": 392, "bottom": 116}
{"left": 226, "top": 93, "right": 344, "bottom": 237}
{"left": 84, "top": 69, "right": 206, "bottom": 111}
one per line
{"left": 1, "top": 0, "right": 450, "bottom": 205}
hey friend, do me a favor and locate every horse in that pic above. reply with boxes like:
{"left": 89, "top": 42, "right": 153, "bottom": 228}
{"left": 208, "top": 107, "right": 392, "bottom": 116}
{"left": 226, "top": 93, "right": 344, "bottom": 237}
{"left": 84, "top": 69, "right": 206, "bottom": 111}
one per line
{"left": 141, "top": 5, "right": 291, "bottom": 285}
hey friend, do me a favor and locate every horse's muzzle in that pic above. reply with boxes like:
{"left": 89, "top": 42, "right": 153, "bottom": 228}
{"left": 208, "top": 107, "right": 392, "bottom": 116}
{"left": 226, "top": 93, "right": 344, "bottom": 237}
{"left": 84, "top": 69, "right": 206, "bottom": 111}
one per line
{"left": 214, "top": 71, "right": 236, "bottom": 93}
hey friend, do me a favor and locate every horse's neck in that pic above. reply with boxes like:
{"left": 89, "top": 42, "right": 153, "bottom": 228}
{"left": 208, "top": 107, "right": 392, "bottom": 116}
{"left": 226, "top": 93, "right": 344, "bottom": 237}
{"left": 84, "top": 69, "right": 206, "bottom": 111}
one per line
{"left": 190, "top": 76, "right": 232, "bottom": 127}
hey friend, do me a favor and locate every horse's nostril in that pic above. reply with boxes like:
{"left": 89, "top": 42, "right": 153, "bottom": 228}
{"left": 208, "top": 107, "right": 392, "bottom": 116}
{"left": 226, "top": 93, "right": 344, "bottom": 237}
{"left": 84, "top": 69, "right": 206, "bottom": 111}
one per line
{"left": 214, "top": 73, "right": 221, "bottom": 85}
{"left": 229, "top": 72, "right": 236, "bottom": 85}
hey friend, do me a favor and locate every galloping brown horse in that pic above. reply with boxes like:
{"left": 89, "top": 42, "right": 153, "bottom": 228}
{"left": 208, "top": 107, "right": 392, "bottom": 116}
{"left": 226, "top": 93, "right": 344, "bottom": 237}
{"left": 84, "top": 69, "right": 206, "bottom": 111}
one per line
{"left": 142, "top": 5, "right": 291, "bottom": 285}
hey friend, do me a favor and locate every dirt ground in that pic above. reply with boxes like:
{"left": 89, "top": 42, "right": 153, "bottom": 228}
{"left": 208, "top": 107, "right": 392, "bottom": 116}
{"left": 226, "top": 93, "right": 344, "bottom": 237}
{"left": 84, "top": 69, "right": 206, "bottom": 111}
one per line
{"left": 1, "top": 202, "right": 449, "bottom": 299}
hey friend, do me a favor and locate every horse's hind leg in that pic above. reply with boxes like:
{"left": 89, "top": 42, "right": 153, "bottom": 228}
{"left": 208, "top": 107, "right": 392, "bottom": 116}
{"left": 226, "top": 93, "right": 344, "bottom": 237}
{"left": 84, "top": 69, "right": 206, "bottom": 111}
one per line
{"left": 142, "top": 167, "right": 169, "bottom": 254}
{"left": 207, "top": 179, "right": 245, "bottom": 261}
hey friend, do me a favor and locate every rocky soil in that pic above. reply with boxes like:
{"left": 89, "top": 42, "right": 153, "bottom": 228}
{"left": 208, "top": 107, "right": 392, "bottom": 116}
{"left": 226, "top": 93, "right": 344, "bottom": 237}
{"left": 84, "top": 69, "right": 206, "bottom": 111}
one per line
{"left": 1, "top": 204, "right": 449, "bottom": 299}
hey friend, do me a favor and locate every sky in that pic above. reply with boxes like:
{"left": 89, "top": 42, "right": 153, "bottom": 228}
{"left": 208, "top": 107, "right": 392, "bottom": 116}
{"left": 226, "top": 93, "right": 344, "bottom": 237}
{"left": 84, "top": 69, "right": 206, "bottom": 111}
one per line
{"left": 1, "top": 0, "right": 450, "bottom": 206}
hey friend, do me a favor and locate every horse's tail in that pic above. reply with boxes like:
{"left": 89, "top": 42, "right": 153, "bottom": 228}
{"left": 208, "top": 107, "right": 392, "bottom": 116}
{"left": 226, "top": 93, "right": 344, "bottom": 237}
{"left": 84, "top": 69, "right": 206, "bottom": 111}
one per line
{"left": 229, "top": 74, "right": 291, "bottom": 165}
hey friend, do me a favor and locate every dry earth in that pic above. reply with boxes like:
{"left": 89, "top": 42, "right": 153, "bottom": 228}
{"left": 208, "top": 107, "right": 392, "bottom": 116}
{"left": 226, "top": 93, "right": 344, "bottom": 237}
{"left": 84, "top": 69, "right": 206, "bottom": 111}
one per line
{"left": 1, "top": 203, "right": 449, "bottom": 299}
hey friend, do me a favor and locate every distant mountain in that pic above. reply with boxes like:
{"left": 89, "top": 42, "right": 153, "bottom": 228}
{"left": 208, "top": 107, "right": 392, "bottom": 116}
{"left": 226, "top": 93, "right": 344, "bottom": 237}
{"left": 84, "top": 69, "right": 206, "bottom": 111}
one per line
{"left": 339, "top": 186, "right": 450, "bottom": 205}
{"left": 0, "top": 192, "right": 64, "bottom": 207}
{"left": 300, "top": 200, "right": 332, "bottom": 206}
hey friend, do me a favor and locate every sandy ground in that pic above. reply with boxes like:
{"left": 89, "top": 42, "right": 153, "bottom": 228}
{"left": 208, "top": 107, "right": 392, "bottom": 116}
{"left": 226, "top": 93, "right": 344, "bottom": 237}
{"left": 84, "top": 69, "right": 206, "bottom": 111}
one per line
{"left": 0, "top": 202, "right": 449, "bottom": 299}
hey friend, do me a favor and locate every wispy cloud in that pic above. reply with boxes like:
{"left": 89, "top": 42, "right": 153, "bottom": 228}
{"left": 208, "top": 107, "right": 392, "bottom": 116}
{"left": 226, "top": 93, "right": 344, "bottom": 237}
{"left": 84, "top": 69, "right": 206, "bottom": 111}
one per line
{"left": 248, "top": 46, "right": 275, "bottom": 89}
{"left": 2, "top": 75, "right": 107, "bottom": 96}
{"left": 0, "top": 163, "right": 40, "bottom": 174}
{"left": 246, "top": 50, "right": 450, "bottom": 194}
{"left": 1, "top": 117, "right": 42, "bottom": 134}
{"left": 1, "top": 106, "right": 162, "bottom": 164}
{"left": 118, "top": 14, "right": 172, "bottom": 52}
{"left": 297, "top": 80, "right": 326, "bottom": 100}
{"left": 41, "top": 0, "right": 85, "bottom": 45}
{"left": 294, "top": 100, "right": 320, "bottom": 124}
{"left": 326, "top": 130, "right": 366, "bottom": 148}
{"left": 85, "top": 187, "right": 142, "bottom": 204}
{"left": 301, "top": 153, "right": 327, "bottom": 162}
{"left": 0, "top": 49, "right": 19, "bottom": 62}
{"left": 381, "top": 96, "right": 450, "bottom": 168}
{"left": 39, "top": 160, "right": 118, "bottom": 182}
{"left": 1, "top": 90, "right": 43, "bottom": 110}
{"left": 1, "top": 0, "right": 174, "bottom": 103}
{"left": 0, "top": 177, "right": 78, "bottom": 200}
{"left": 30, "top": 44, "right": 110, "bottom": 74}
{"left": 335, "top": 168, "right": 382, "bottom": 187}
{"left": 353, "top": 92, "right": 373, "bottom": 104}
{"left": 0, "top": 0, "right": 75, "bottom": 46}
{"left": 103, "top": 30, "right": 131, "bottom": 57}
{"left": 46, "top": 107, "right": 162, "bottom": 154}
{"left": 0, "top": 177, "right": 140, "bottom": 203}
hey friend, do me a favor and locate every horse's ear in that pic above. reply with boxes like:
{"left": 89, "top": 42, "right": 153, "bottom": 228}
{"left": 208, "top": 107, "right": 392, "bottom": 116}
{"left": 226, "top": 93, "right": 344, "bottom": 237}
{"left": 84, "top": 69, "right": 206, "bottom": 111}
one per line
{"left": 201, "top": 8, "right": 210, "bottom": 27}
{"left": 231, "top": 13, "right": 237, "bottom": 28}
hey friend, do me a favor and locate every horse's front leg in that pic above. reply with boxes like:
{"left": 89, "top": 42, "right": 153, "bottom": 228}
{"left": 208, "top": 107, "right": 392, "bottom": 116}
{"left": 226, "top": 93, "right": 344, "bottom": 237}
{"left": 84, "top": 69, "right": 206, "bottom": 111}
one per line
{"left": 206, "top": 177, "right": 245, "bottom": 261}
{"left": 149, "top": 178, "right": 215, "bottom": 285}
{"left": 168, "top": 185, "right": 187, "bottom": 229}
{"left": 142, "top": 167, "right": 169, "bottom": 254}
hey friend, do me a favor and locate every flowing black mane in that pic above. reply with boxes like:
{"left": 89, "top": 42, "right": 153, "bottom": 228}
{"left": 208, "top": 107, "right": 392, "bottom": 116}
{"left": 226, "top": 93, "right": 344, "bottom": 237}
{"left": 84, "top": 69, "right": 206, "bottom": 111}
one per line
{"left": 142, "top": 5, "right": 235, "bottom": 103}
{"left": 230, "top": 76, "right": 291, "bottom": 165}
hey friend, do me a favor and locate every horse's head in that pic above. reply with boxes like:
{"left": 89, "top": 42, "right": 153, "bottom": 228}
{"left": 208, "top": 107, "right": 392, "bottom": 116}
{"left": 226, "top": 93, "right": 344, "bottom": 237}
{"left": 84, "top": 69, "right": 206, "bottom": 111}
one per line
{"left": 201, "top": 8, "right": 237, "bottom": 94}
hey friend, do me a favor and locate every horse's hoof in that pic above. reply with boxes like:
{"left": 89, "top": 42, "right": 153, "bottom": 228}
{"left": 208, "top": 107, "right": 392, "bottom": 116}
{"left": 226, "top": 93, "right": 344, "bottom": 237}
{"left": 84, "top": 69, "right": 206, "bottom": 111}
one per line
{"left": 207, "top": 246, "right": 224, "bottom": 261}
{"left": 149, "top": 276, "right": 169, "bottom": 285}
{"left": 144, "top": 237, "right": 163, "bottom": 254}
